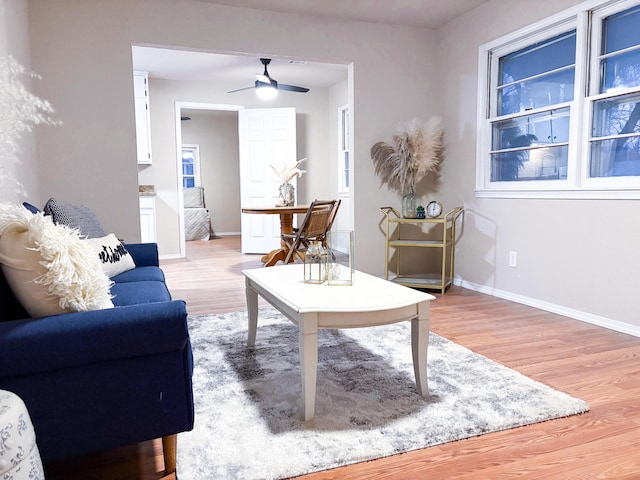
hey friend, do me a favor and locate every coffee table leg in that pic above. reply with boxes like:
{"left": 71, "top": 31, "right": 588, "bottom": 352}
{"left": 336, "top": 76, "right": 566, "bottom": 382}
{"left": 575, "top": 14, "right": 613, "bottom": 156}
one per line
{"left": 411, "top": 301, "right": 430, "bottom": 397}
{"left": 245, "top": 278, "right": 258, "bottom": 347}
{"left": 298, "top": 314, "right": 319, "bottom": 421}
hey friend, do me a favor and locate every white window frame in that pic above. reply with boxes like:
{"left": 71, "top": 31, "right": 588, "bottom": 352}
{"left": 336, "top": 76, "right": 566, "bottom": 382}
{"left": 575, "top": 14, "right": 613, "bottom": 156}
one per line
{"left": 338, "top": 104, "right": 350, "bottom": 194}
{"left": 181, "top": 144, "right": 201, "bottom": 188}
{"left": 476, "top": 0, "right": 640, "bottom": 199}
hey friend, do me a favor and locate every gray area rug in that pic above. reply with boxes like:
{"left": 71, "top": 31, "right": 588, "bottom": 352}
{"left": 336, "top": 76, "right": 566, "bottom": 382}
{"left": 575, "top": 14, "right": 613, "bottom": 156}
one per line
{"left": 177, "top": 307, "right": 589, "bottom": 479}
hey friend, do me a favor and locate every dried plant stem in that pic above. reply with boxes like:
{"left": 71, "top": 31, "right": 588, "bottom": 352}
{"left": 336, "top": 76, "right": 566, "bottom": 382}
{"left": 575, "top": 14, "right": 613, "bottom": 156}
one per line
{"left": 371, "top": 117, "right": 444, "bottom": 193}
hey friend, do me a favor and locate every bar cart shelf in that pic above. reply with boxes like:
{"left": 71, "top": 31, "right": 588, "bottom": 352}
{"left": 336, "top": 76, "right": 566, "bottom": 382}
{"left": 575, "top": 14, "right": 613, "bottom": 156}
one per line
{"left": 380, "top": 206, "right": 463, "bottom": 294}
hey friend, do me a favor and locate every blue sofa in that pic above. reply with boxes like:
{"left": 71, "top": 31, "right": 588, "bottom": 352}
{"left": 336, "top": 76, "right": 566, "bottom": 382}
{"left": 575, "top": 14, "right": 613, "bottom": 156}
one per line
{"left": 0, "top": 242, "right": 194, "bottom": 473}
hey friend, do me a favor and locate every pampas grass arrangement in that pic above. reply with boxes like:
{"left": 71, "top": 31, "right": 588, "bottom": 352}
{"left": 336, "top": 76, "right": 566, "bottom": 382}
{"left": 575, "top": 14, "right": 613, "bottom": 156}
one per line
{"left": 371, "top": 117, "right": 444, "bottom": 193}
{"left": 270, "top": 158, "right": 306, "bottom": 183}
{"left": 0, "top": 55, "right": 59, "bottom": 202}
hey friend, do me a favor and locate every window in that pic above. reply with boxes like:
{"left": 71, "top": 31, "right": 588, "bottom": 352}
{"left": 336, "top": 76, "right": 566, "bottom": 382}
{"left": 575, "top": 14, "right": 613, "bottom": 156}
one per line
{"left": 338, "top": 104, "right": 350, "bottom": 193}
{"left": 589, "top": 4, "right": 640, "bottom": 179}
{"left": 477, "top": 0, "right": 640, "bottom": 197}
{"left": 181, "top": 145, "right": 201, "bottom": 188}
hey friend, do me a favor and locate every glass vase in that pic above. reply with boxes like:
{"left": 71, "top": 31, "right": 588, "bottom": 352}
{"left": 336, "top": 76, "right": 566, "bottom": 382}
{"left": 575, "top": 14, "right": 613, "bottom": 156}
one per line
{"left": 277, "top": 182, "right": 295, "bottom": 206}
{"left": 402, "top": 185, "right": 418, "bottom": 218}
{"left": 326, "top": 230, "right": 354, "bottom": 285}
{"left": 304, "top": 240, "right": 328, "bottom": 284}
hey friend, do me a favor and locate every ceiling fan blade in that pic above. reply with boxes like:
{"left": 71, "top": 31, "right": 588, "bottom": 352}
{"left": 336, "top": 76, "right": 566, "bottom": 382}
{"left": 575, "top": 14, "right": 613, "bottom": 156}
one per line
{"left": 256, "top": 73, "right": 271, "bottom": 84}
{"left": 227, "top": 85, "right": 254, "bottom": 93}
{"left": 230, "top": 58, "right": 309, "bottom": 94}
{"left": 278, "top": 84, "right": 310, "bottom": 93}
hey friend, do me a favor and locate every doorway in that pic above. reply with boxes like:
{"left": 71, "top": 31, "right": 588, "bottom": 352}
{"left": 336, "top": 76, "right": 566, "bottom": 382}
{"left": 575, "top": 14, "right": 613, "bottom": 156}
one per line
{"left": 133, "top": 48, "right": 353, "bottom": 258}
{"left": 175, "top": 102, "right": 243, "bottom": 257}
{"left": 176, "top": 104, "right": 298, "bottom": 256}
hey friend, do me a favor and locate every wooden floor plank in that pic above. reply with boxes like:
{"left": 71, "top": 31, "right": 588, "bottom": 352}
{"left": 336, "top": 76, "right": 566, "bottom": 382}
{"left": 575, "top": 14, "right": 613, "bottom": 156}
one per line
{"left": 44, "top": 237, "right": 640, "bottom": 479}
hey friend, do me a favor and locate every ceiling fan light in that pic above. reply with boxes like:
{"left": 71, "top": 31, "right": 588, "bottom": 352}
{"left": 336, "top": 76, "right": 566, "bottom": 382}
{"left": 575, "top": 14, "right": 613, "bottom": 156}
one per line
{"left": 256, "top": 83, "right": 277, "bottom": 99}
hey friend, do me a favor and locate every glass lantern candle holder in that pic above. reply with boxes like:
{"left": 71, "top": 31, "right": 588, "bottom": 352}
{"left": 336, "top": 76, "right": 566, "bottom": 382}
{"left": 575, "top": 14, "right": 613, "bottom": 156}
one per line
{"left": 304, "top": 240, "right": 328, "bottom": 284}
{"left": 326, "top": 230, "right": 354, "bottom": 286}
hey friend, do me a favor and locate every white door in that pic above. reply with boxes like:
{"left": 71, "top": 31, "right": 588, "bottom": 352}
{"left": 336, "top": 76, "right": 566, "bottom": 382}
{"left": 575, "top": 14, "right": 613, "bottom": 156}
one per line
{"left": 239, "top": 107, "right": 297, "bottom": 254}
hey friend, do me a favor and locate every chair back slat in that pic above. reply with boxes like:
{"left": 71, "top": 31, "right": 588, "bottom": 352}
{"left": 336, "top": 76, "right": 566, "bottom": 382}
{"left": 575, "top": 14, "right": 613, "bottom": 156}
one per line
{"left": 281, "top": 199, "right": 340, "bottom": 264}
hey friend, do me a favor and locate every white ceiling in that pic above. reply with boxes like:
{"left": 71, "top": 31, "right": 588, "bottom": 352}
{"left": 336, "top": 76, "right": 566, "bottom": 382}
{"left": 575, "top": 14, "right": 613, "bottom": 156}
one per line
{"left": 132, "top": 0, "right": 487, "bottom": 89}
{"left": 132, "top": 47, "right": 350, "bottom": 89}
{"left": 197, "top": 0, "right": 489, "bottom": 30}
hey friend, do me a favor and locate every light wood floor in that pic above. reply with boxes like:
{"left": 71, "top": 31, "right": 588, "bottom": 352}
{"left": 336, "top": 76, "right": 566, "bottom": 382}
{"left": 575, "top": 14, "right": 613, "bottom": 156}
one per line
{"left": 45, "top": 236, "right": 640, "bottom": 479}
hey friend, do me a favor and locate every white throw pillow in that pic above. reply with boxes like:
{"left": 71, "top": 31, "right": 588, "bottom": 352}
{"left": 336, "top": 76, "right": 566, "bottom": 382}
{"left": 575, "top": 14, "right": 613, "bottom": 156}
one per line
{"left": 84, "top": 234, "right": 136, "bottom": 278}
{"left": 0, "top": 204, "right": 114, "bottom": 317}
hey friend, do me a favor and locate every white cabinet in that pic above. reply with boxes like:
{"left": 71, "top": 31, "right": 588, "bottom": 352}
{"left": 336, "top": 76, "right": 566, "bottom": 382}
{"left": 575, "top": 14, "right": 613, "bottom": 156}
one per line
{"left": 134, "top": 71, "right": 152, "bottom": 165}
{"left": 139, "top": 195, "right": 157, "bottom": 243}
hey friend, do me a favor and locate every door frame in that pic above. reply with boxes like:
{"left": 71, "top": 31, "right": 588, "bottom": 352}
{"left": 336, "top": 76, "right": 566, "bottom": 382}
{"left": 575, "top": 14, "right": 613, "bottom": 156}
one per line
{"left": 174, "top": 101, "right": 244, "bottom": 257}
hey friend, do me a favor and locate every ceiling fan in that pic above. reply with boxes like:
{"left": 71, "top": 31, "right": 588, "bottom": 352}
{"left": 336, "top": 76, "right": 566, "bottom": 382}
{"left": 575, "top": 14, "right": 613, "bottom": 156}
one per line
{"left": 228, "top": 58, "right": 310, "bottom": 97}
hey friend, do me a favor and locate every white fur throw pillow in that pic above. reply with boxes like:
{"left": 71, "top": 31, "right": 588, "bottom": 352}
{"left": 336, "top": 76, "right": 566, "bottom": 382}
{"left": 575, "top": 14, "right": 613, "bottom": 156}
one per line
{"left": 0, "top": 204, "right": 114, "bottom": 317}
{"left": 84, "top": 234, "right": 136, "bottom": 278}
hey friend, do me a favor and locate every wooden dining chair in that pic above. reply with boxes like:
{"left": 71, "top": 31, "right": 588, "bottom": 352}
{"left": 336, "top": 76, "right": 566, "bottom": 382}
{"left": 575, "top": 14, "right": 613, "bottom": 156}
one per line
{"left": 282, "top": 199, "right": 340, "bottom": 264}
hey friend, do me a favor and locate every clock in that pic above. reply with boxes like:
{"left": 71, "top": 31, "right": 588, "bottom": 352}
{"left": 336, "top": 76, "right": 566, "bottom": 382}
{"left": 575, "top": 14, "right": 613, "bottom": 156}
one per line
{"left": 426, "top": 200, "right": 443, "bottom": 218}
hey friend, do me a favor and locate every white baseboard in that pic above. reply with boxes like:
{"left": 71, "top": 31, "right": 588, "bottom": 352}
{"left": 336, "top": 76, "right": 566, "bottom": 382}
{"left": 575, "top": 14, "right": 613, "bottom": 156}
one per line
{"left": 159, "top": 253, "right": 183, "bottom": 260}
{"left": 213, "top": 231, "right": 241, "bottom": 236}
{"left": 456, "top": 278, "right": 640, "bottom": 338}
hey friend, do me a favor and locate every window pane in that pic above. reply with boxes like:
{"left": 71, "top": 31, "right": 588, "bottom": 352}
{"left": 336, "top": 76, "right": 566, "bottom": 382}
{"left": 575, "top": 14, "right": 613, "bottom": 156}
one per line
{"left": 602, "top": 5, "right": 640, "bottom": 54}
{"left": 499, "top": 69, "right": 574, "bottom": 115}
{"left": 590, "top": 138, "right": 640, "bottom": 177}
{"left": 491, "top": 145, "right": 568, "bottom": 181}
{"left": 182, "top": 164, "right": 194, "bottom": 176}
{"left": 498, "top": 31, "right": 576, "bottom": 115}
{"left": 491, "top": 108, "right": 570, "bottom": 182}
{"left": 343, "top": 152, "right": 350, "bottom": 189}
{"left": 500, "top": 31, "right": 576, "bottom": 83}
{"left": 591, "top": 92, "right": 640, "bottom": 177}
{"left": 601, "top": 49, "right": 640, "bottom": 92}
{"left": 183, "top": 178, "right": 195, "bottom": 188}
{"left": 492, "top": 108, "right": 570, "bottom": 149}
{"left": 592, "top": 93, "right": 640, "bottom": 138}
{"left": 601, "top": 5, "right": 640, "bottom": 93}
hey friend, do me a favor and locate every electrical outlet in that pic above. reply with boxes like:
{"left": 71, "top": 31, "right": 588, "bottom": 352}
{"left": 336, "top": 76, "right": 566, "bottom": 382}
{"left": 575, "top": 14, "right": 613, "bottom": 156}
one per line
{"left": 509, "top": 251, "right": 517, "bottom": 268}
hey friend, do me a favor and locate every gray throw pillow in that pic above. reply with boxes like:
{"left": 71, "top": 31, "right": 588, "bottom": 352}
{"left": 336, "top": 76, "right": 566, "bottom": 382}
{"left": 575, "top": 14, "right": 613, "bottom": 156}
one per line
{"left": 43, "top": 198, "right": 106, "bottom": 239}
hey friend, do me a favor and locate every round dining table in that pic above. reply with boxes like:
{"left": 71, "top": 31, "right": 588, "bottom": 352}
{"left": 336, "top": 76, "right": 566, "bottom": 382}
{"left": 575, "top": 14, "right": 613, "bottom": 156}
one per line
{"left": 241, "top": 205, "right": 309, "bottom": 266}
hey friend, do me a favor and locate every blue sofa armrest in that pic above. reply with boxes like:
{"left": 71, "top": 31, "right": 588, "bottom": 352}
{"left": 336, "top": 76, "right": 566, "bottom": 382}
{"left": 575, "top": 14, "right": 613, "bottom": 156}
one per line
{"left": 124, "top": 242, "right": 159, "bottom": 267}
{"left": 0, "top": 299, "right": 194, "bottom": 462}
{"left": 0, "top": 301, "right": 188, "bottom": 379}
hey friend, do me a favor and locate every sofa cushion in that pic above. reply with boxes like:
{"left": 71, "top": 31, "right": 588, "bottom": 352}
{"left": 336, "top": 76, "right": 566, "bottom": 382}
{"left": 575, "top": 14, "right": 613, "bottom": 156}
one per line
{"left": 111, "top": 265, "right": 165, "bottom": 283}
{"left": 110, "top": 281, "right": 171, "bottom": 306}
{"left": 85, "top": 234, "right": 136, "bottom": 278}
{"left": 0, "top": 204, "right": 114, "bottom": 317}
{"left": 43, "top": 197, "right": 106, "bottom": 238}
{"left": 122, "top": 243, "right": 159, "bottom": 267}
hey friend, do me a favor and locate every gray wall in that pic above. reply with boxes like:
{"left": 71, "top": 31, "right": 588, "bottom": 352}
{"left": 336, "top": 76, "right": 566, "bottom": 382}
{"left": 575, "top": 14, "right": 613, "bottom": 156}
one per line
{"left": 26, "top": 0, "right": 437, "bottom": 257}
{"left": 0, "top": 0, "right": 40, "bottom": 204}
{"left": 439, "top": 0, "right": 640, "bottom": 331}
{"left": 2, "top": 0, "right": 635, "bottom": 333}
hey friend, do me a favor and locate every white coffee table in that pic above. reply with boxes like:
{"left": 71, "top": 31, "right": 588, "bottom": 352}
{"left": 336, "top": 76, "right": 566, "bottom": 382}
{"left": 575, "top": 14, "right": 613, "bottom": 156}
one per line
{"left": 243, "top": 264, "right": 434, "bottom": 420}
